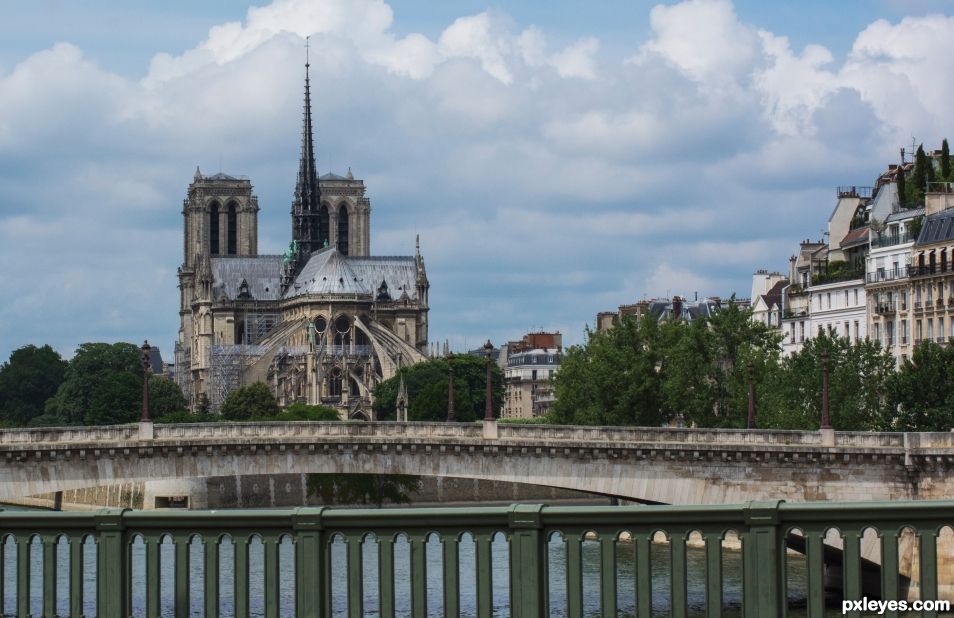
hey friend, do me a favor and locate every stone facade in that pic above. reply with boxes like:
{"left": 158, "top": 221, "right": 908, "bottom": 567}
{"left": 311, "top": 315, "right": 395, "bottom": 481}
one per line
{"left": 174, "top": 67, "right": 429, "bottom": 418}
{"left": 500, "top": 332, "right": 563, "bottom": 419}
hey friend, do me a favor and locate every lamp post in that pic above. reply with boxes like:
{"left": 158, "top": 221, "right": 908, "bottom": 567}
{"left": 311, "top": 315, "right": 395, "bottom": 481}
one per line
{"left": 746, "top": 361, "right": 756, "bottom": 429}
{"left": 484, "top": 340, "right": 495, "bottom": 422}
{"left": 820, "top": 350, "right": 832, "bottom": 430}
{"left": 140, "top": 340, "right": 152, "bottom": 423}
{"left": 446, "top": 352, "right": 456, "bottom": 423}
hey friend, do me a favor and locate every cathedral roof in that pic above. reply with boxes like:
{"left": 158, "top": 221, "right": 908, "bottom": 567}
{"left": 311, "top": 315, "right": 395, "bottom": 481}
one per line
{"left": 319, "top": 172, "right": 349, "bottom": 181}
{"left": 284, "top": 248, "right": 418, "bottom": 300}
{"left": 211, "top": 256, "right": 284, "bottom": 301}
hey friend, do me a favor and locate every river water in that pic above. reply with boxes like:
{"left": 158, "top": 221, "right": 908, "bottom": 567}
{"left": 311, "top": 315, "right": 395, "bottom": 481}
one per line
{"left": 1, "top": 531, "right": 815, "bottom": 617}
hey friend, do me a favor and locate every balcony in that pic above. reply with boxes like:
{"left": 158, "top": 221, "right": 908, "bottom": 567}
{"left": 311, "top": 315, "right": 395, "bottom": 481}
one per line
{"left": 837, "top": 185, "right": 874, "bottom": 199}
{"left": 872, "top": 232, "right": 911, "bottom": 248}
{"left": 914, "top": 301, "right": 924, "bottom": 312}
{"left": 902, "top": 336, "right": 909, "bottom": 345}
{"left": 875, "top": 302, "right": 896, "bottom": 315}
{"left": 927, "top": 300, "right": 935, "bottom": 310}
{"left": 909, "top": 263, "right": 952, "bottom": 278}
{"left": 866, "top": 269, "right": 909, "bottom": 284}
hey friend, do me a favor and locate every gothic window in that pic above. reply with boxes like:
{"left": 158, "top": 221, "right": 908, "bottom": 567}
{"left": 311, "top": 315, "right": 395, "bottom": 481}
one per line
{"left": 209, "top": 202, "right": 220, "bottom": 255}
{"left": 227, "top": 202, "right": 238, "bottom": 255}
{"left": 329, "top": 368, "right": 342, "bottom": 397}
{"left": 319, "top": 203, "right": 330, "bottom": 247}
{"left": 337, "top": 204, "right": 349, "bottom": 255}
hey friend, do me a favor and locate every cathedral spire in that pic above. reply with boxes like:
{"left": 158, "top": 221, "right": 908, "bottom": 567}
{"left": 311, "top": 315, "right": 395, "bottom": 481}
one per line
{"left": 291, "top": 36, "right": 325, "bottom": 254}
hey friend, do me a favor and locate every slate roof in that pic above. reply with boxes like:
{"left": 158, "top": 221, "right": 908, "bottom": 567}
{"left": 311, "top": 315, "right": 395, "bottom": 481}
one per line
{"left": 319, "top": 172, "right": 349, "bottom": 181}
{"left": 917, "top": 208, "right": 954, "bottom": 246}
{"left": 885, "top": 207, "right": 924, "bottom": 223}
{"left": 284, "top": 248, "right": 417, "bottom": 299}
{"left": 211, "top": 256, "right": 284, "bottom": 301}
{"left": 760, "top": 280, "right": 786, "bottom": 309}
{"left": 840, "top": 226, "right": 870, "bottom": 249}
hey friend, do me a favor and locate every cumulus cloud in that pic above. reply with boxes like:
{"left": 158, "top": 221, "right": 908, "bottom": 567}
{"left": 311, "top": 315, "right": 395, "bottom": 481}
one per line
{"left": 1, "top": 0, "right": 953, "bottom": 359}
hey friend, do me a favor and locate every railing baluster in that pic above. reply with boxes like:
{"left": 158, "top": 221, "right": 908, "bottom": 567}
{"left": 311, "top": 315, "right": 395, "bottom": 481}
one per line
{"left": 599, "top": 534, "right": 617, "bottom": 617}
{"left": 16, "top": 535, "right": 29, "bottom": 618}
{"left": 235, "top": 536, "right": 250, "bottom": 618}
{"left": 174, "top": 534, "right": 190, "bottom": 618}
{"left": 566, "top": 533, "right": 583, "bottom": 618}
{"left": 95, "top": 510, "right": 129, "bottom": 618}
{"left": 204, "top": 535, "right": 220, "bottom": 618}
{"left": 69, "top": 535, "right": 83, "bottom": 618}
{"left": 508, "top": 505, "right": 546, "bottom": 618}
{"left": 704, "top": 531, "right": 723, "bottom": 618}
{"left": 475, "top": 533, "right": 494, "bottom": 618}
{"left": 410, "top": 534, "right": 428, "bottom": 618}
{"left": 805, "top": 531, "right": 825, "bottom": 618}
{"left": 880, "top": 530, "right": 899, "bottom": 618}
{"left": 919, "top": 529, "right": 939, "bottom": 618}
{"left": 634, "top": 533, "right": 652, "bottom": 618}
{"left": 442, "top": 534, "right": 460, "bottom": 618}
{"left": 145, "top": 537, "right": 161, "bottom": 618}
{"left": 379, "top": 534, "right": 396, "bottom": 618}
{"left": 293, "top": 507, "right": 327, "bottom": 618}
{"left": 347, "top": 535, "right": 364, "bottom": 618}
{"left": 41, "top": 534, "right": 57, "bottom": 618}
{"left": 842, "top": 528, "right": 862, "bottom": 617}
{"left": 671, "top": 532, "right": 688, "bottom": 618}
{"left": 264, "top": 534, "right": 281, "bottom": 618}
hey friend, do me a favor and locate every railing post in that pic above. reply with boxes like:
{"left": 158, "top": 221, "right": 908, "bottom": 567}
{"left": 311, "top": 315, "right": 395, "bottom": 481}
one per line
{"left": 293, "top": 507, "right": 327, "bottom": 618}
{"left": 742, "top": 500, "right": 785, "bottom": 618}
{"left": 95, "top": 508, "right": 130, "bottom": 617}
{"left": 508, "top": 504, "right": 547, "bottom": 618}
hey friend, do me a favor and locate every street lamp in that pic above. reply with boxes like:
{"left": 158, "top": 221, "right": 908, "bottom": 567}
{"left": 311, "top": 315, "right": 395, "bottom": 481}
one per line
{"left": 746, "top": 361, "right": 756, "bottom": 430}
{"left": 484, "top": 340, "right": 495, "bottom": 422}
{"left": 446, "top": 352, "right": 456, "bottom": 423}
{"left": 140, "top": 340, "right": 152, "bottom": 423}
{"left": 820, "top": 350, "right": 832, "bottom": 430}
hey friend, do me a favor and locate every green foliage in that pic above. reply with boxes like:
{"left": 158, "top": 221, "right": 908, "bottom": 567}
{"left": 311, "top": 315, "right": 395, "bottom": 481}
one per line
{"left": 549, "top": 316, "right": 665, "bottom": 426}
{"left": 373, "top": 355, "right": 503, "bottom": 422}
{"left": 0, "top": 344, "right": 67, "bottom": 425}
{"left": 45, "top": 342, "right": 143, "bottom": 425}
{"left": 279, "top": 402, "right": 341, "bottom": 421}
{"left": 942, "top": 138, "right": 951, "bottom": 180}
{"left": 147, "top": 376, "right": 188, "bottom": 419}
{"left": 306, "top": 474, "right": 421, "bottom": 507}
{"left": 908, "top": 216, "right": 924, "bottom": 241}
{"left": 156, "top": 410, "right": 219, "bottom": 424}
{"left": 887, "top": 342, "right": 954, "bottom": 431}
{"left": 757, "top": 332, "right": 895, "bottom": 431}
{"left": 811, "top": 260, "right": 863, "bottom": 285}
{"left": 907, "top": 144, "right": 929, "bottom": 205}
{"left": 220, "top": 382, "right": 280, "bottom": 421}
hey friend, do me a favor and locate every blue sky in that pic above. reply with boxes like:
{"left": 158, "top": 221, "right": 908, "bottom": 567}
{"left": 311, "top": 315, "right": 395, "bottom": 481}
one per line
{"left": 1, "top": 0, "right": 954, "bottom": 362}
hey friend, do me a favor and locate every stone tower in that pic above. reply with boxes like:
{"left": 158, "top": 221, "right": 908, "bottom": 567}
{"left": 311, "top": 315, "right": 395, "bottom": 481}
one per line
{"left": 176, "top": 169, "right": 260, "bottom": 407}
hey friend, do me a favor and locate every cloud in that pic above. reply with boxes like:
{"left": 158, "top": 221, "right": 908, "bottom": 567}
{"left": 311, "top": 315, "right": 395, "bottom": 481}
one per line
{"left": 1, "top": 0, "right": 953, "bottom": 360}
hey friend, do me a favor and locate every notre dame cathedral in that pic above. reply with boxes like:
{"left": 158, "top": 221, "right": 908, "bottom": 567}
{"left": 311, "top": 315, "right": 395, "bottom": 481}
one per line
{"left": 174, "top": 59, "right": 429, "bottom": 419}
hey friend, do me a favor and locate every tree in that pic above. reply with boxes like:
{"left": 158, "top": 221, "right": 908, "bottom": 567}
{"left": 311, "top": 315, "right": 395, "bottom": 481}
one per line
{"left": 550, "top": 315, "right": 666, "bottom": 426}
{"left": 908, "top": 144, "right": 929, "bottom": 205}
{"left": 887, "top": 342, "right": 954, "bottom": 431}
{"left": 0, "top": 344, "right": 67, "bottom": 426}
{"left": 45, "top": 342, "right": 143, "bottom": 425}
{"left": 757, "top": 332, "right": 894, "bottom": 430}
{"left": 942, "top": 138, "right": 951, "bottom": 180}
{"left": 220, "top": 382, "right": 280, "bottom": 420}
{"left": 281, "top": 402, "right": 341, "bottom": 421}
{"left": 373, "top": 355, "right": 502, "bottom": 422}
{"left": 148, "top": 376, "right": 188, "bottom": 419}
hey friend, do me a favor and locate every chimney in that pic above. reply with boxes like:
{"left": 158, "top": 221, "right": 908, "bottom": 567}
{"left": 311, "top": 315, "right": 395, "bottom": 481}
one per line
{"left": 672, "top": 296, "right": 683, "bottom": 318}
{"left": 925, "top": 186, "right": 954, "bottom": 216}
{"left": 789, "top": 255, "right": 796, "bottom": 284}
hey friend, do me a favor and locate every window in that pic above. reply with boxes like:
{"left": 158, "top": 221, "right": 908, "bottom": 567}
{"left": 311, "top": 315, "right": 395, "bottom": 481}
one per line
{"left": 917, "top": 320, "right": 923, "bottom": 342}
{"left": 845, "top": 291, "right": 849, "bottom": 306}
{"left": 886, "top": 321, "right": 894, "bottom": 345}
{"left": 209, "top": 202, "right": 220, "bottom": 255}
{"left": 827, "top": 292, "right": 831, "bottom": 309}
{"left": 337, "top": 204, "right": 349, "bottom": 255}
{"left": 901, "top": 291, "right": 908, "bottom": 310}
{"left": 318, "top": 203, "right": 330, "bottom": 247}
{"left": 854, "top": 289, "right": 859, "bottom": 305}
{"left": 854, "top": 321, "right": 860, "bottom": 342}
{"left": 227, "top": 202, "right": 237, "bottom": 255}
{"left": 901, "top": 319, "right": 908, "bottom": 345}
{"left": 940, "top": 318, "right": 945, "bottom": 342}
{"left": 873, "top": 323, "right": 881, "bottom": 344}
{"left": 928, "top": 318, "right": 935, "bottom": 340}
{"left": 799, "top": 321, "right": 805, "bottom": 342}
{"left": 844, "top": 321, "right": 850, "bottom": 338}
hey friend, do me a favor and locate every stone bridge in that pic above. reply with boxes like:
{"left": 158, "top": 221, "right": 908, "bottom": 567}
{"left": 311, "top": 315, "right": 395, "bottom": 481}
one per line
{"left": 2, "top": 421, "right": 954, "bottom": 504}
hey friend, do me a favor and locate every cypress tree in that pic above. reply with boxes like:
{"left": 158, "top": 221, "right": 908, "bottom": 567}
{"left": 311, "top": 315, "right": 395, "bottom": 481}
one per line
{"left": 896, "top": 164, "right": 906, "bottom": 208}
{"left": 942, "top": 139, "right": 951, "bottom": 178}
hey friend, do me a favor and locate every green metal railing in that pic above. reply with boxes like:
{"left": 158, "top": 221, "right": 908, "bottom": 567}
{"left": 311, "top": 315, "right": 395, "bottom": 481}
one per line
{"left": 0, "top": 499, "right": 952, "bottom": 617}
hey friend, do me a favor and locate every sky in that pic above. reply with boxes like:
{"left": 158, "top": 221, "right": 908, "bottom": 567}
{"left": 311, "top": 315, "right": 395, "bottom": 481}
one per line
{"left": 1, "top": 0, "right": 954, "bottom": 362}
